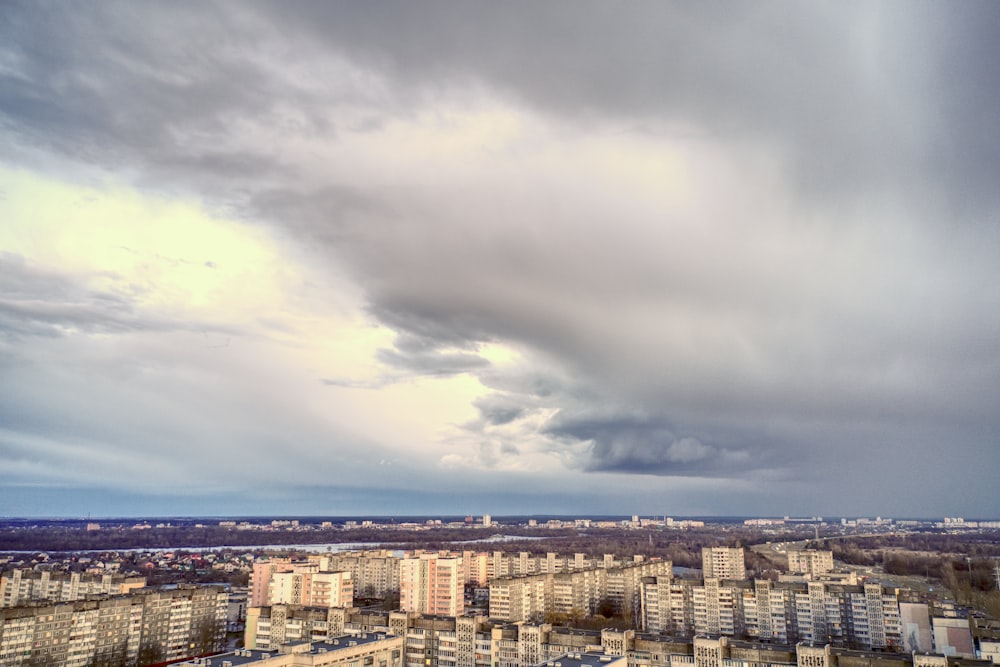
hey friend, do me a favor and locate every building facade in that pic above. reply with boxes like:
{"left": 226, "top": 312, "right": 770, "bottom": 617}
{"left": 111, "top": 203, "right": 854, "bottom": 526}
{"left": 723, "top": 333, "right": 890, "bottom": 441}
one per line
{"left": 701, "top": 548, "right": 747, "bottom": 581}
{"left": 0, "top": 569, "right": 147, "bottom": 607}
{"left": 640, "top": 576, "right": 904, "bottom": 651}
{"left": 489, "top": 560, "right": 673, "bottom": 623}
{"left": 0, "top": 584, "right": 226, "bottom": 667}
{"left": 787, "top": 550, "right": 835, "bottom": 577}
{"left": 238, "top": 608, "right": 990, "bottom": 667}
{"left": 400, "top": 554, "right": 465, "bottom": 617}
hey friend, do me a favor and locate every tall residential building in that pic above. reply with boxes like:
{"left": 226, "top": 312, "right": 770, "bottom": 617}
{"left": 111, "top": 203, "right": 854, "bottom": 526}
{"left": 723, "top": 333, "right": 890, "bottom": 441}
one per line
{"left": 702, "top": 547, "right": 747, "bottom": 580}
{"left": 640, "top": 576, "right": 904, "bottom": 651}
{"left": 0, "top": 569, "right": 147, "bottom": 607}
{"left": 489, "top": 560, "right": 672, "bottom": 623}
{"left": 399, "top": 553, "right": 465, "bottom": 616}
{"left": 240, "top": 607, "right": 990, "bottom": 667}
{"left": 323, "top": 550, "right": 400, "bottom": 597}
{"left": 251, "top": 558, "right": 354, "bottom": 609}
{"left": 269, "top": 569, "right": 354, "bottom": 608}
{"left": 0, "top": 584, "right": 226, "bottom": 667}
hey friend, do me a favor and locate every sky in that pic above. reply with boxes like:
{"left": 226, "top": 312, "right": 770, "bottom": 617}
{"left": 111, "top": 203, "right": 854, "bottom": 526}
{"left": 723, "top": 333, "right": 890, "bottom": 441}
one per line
{"left": 1, "top": 2, "right": 999, "bottom": 519}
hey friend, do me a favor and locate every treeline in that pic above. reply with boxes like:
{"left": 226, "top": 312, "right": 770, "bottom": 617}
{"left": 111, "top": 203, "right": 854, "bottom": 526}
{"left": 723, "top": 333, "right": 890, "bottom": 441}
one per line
{"left": 823, "top": 533, "right": 1000, "bottom": 558}
{"left": 0, "top": 525, "right": 512, "bottom": 552}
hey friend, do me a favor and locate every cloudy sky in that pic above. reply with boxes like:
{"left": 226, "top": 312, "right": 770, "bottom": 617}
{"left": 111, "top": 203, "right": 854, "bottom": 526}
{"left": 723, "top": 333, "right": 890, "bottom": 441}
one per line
{"left": 1, "top": 2, "right": 998, "bottom": 519}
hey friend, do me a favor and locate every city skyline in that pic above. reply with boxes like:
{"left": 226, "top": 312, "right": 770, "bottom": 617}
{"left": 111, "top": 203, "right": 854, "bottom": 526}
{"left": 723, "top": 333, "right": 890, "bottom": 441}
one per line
{"left": 1, "top": 2, "right": 999, "bottom": 518}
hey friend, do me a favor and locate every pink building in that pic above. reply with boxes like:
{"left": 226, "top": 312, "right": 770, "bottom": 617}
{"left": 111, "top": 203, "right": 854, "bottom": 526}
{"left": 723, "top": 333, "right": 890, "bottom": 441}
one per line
{"left": 250, "top": 558, "right": 353, "bottom": 608}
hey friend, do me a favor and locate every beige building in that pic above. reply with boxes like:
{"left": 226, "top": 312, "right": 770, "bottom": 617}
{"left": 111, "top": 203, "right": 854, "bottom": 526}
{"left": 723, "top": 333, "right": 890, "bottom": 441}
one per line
{"left": 251, "top": 559, "right": 354, "bottom": 609}
{"left": 399, "top": 553, "right": 464, "bottom": 616}
{"left": 787, "top": 550, "right": 835, "bottom": 577}
{"left": 0, "top": 569, "right": 146, "bottom": 607}
{"left": 701, "top": 547, "right": 747, "bottom": 580}
{"left": 640, "top": 575, "right": 904, "bottom": 651}
{"left": 489, "top": 560, "right": 673, "bottom": 623}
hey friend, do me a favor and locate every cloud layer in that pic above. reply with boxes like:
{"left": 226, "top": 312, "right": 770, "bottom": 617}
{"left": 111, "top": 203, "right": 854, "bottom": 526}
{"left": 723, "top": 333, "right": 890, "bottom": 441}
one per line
{"left": 1, "top": 1, "right": 998, "bottom": 517}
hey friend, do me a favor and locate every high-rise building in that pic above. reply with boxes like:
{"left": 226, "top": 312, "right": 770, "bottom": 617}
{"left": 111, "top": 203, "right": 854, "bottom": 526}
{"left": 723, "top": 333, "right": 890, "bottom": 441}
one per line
{"left": 702, "top": 547, "right": 747, "bottom": 580}
{"left": 240, "top": 607, "right": 989, "bottom": 667}
{"left": 489, "top": 560, "right": 672, "bottom": 622}
{"left": 0, "top": 584, "right": 226, "bottom": 667}
{"left": 399, "top": 553, "right": 464, "bottom": 616}
{"left": 251, "top": 557, "right": 354, "bottom": 609}
{"left": 0, "top": 569, "right": 147, "bottom": 607}
{"left": 640, "top": 576, "right": 905, "bottom": 650}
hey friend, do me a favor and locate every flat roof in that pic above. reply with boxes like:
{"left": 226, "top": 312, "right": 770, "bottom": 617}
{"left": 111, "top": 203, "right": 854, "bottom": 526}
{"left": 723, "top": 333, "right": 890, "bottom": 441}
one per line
{"left": 178, "top": 633, "right": 399, "bottom": 666}
{"left": 537, "top": 651, "right": 627, "bottom": 667}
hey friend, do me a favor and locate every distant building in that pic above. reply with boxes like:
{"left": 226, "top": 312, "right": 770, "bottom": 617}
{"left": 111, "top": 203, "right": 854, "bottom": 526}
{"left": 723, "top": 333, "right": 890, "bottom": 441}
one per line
{"left": 787, "top": 549, "right": 834, "bottom": 576}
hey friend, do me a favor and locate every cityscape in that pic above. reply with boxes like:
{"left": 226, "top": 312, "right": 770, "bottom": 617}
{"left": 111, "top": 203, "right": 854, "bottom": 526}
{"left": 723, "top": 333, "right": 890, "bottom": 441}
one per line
{"left": 3, "top": 2, "right": 1000, "bottom": 667}
{"left": 1, "top": 515, "right": 1000, "bottom": 666}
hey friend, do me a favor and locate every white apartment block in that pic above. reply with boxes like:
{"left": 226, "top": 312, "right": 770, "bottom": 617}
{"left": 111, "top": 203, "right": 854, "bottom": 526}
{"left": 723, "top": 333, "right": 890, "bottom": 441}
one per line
{"left": 639, "top": 576, "right": 903, "bottom": 651}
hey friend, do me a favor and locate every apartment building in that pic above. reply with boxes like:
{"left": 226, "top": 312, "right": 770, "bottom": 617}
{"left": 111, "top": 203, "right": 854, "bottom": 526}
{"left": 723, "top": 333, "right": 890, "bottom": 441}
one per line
{"left": 251, "top": 550, "right": 648, "bottom": 603}
{"left": 250, "top": 559, "right": 354, "bottom": 609}
{"left": 701, "top": 547, "right": 746, "bottom": 581}
{"left": 322, "top": 551, "right": 401, "bottom": 598}
{"left": 489, "top": 560, "right": 673, "bottom": 623}
{"left": 787, "top": 550, "right": 835, "bottom": 577}
{"left": 0, "top": 584, "right": 226, "bottom": 667}
{"left": 639, "top": 575, "right": 905, "bottom": 651}
{"left": 0, "top": 569, "right": 147, "bottom": 607}
{"left": 242, "top": 608, "right": 990, "bottom": 667}
{"left": 399, "top": 554, "right": 464, "bottom": 617}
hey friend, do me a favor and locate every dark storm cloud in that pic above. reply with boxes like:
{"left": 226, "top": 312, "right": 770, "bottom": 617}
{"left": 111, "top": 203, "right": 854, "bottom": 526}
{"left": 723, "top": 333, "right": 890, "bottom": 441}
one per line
{"left": 542, "top": 408, "right": 753, "bottom": 476}
{"left": 472, "top": 394, "right": 528, "bottom": 427}
{"left": 268, "top": 1, "right": 1000, "bottom": 216}
{"left": 376, "top": 346, "right": 490, "bottom": 376}
{"left": 3, "top": 1, "right": 997, "bottom": 215}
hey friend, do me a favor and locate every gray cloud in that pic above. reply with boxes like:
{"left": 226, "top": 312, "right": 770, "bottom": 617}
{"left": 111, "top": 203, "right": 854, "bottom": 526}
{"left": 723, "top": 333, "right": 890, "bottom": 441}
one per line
{"left": 542, "top": 408, "right": 754, "bottom": 476}
{"left": 1, "top": 2, "right": 999, "bottom": 515}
